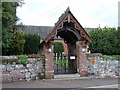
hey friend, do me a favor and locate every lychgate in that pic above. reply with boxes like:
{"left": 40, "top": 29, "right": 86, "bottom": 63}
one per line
{"left": 40, "top": 7, "right": 92, "bottom": 79}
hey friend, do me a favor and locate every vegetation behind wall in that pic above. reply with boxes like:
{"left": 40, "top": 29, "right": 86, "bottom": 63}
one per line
{"left": 89, "top": 27, "right": 120, "bottom": 55}
{"left": 54, "top": 42, "right": 64, "bottom": 54}
{"left": 24, "top": 34, "right": 40, "bottom": 54}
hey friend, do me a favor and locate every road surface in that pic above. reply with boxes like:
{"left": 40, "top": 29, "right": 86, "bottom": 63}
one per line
{"left": 2, "top": 78, "right": 119, "bottom": 89}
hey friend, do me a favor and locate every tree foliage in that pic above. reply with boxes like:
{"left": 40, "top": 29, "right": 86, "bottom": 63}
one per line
{"left": 24, "top": 34, "right": 40, "bottom": 54}
{"left": 54, "top": 42, "right": 64, "bottom": 54}
{"left": 2, "top": 2, "right": 25, "bottom": 55}
{"left": 89, "top": 27, "right": 120, "bottom": 55}
{"left": 0, "top": 2, "right": 2, "bottom": 51}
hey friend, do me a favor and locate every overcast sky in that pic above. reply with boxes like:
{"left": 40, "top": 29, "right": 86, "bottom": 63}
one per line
{"left": 17, "top": 0, "right": 119, "bottom": 28}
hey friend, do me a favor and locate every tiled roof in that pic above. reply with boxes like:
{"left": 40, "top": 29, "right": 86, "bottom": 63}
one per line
{"left": 21, "top": 25, "right": 53, "bottom": 40}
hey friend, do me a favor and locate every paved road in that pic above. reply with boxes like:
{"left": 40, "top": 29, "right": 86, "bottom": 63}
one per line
{"left": 2, "top": 78, "right": 119, "bottom": 88}
{"left": 88, "top": 84, "right": 119, "bottom": 88}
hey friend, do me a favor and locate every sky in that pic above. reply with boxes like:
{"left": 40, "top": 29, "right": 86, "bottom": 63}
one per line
{"left": 17, "top": 0, "right": 119, "bottom": 28}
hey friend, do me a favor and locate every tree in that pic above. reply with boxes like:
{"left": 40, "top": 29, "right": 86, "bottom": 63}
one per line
{"left": 0, "top": 2, "right": 2, "bottom": 54}
{"left": 10, "top": 31, "right": 25, "bottom": 55}
{"left": 2, "top": 2, "right": 25, "bottom": 55}
{"left": 24, "top": 34, "right": 40, "bottom": 54}
{"left": 89, "top": 27, "right": 120, "bottom": 55}
{"left": 54, "top": 42, "right": 64, "bottom": 54}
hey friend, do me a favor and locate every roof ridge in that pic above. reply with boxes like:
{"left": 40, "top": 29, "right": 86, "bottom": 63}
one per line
{"left": 24, "top": 25, "right": 53, "bottom": 27}
{"left": 65, "top": 7, "right": 70, "bottom": 13}
{"left": 55, "top": 7, "right": 71, "bottom": 26}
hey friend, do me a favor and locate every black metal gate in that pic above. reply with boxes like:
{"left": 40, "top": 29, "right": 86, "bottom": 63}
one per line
{"left": 54, "top": 53, "right": 69, "bottom": 74}
{"left": 54, "top": 53, "right": 77, "bottom": 74}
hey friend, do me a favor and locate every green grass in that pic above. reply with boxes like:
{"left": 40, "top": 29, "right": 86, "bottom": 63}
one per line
{"left": 54, "top": 59, "right": 68, "bottom": 68}
{"left": 102, "top": 55, "right": 120, "bottom": 60}
{"left": 87, "top": 54, "right": 120, "bottom": 61}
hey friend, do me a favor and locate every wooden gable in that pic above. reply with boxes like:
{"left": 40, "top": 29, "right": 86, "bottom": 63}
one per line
{"left": 45, "top": 7, "right": 93, "bottom": 43}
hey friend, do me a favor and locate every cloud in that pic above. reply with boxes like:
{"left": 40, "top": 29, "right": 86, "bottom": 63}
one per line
{"left": 17, "top": 0, "right": 119, "bottom": 27}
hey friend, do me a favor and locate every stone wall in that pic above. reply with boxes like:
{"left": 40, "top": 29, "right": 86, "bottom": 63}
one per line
{"left": 87, "top": 54, "right": 120, "bottom": 78}
{"left": 1, "top": 56, "right": 45, "bottom": 83}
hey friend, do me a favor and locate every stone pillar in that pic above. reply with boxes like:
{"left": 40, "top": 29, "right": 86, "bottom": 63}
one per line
{"left": 76, "top": 41, "right": 88, "bottom": 77}
{"left": 44, "top": 42, "right": 54, "bottom": 79}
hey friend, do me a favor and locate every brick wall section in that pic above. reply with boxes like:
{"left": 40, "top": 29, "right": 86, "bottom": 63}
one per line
{"left": 44, "top": 43, "right": 54, "bottom": 79}
{"left": 76, "top": 41, "right": 89, "bottom": 77}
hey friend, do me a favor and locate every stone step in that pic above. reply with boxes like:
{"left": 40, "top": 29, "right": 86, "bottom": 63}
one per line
{"left": 54, "top": 74, "right": 86, "bottom": 80}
